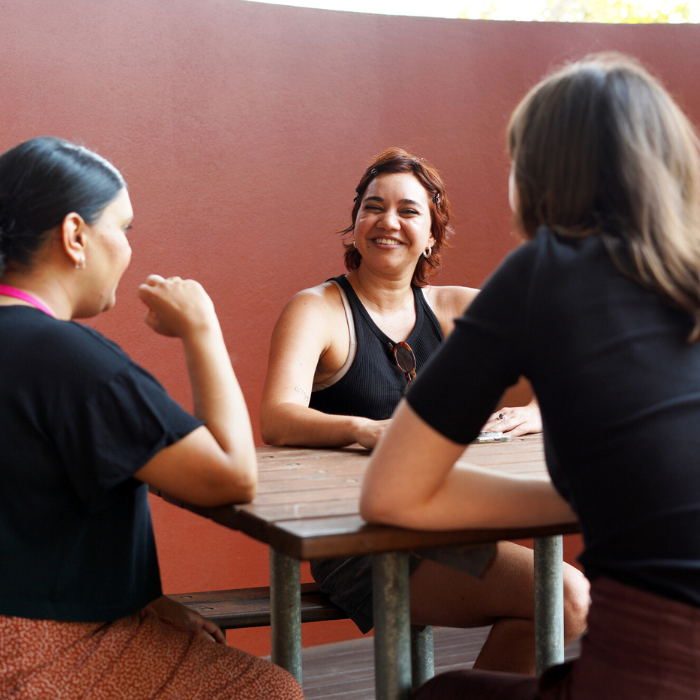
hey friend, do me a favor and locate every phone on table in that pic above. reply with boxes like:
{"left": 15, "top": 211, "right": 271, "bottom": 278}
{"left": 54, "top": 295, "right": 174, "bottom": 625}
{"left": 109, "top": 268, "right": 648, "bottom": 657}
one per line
{"left": 473, "top": 431, "right": 511, "bottom": 443}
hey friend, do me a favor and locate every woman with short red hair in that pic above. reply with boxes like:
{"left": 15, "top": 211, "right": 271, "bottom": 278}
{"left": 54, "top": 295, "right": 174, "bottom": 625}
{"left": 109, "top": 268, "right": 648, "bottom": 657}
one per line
{"left": 260, "top": 147, "right": 588, "bottom": 673}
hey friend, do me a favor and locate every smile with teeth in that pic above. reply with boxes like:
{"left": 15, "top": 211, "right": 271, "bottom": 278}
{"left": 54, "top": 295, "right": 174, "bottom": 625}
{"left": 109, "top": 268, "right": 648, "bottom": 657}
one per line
{"left": 373, "top": 238, "right": 402, "bottom": 246}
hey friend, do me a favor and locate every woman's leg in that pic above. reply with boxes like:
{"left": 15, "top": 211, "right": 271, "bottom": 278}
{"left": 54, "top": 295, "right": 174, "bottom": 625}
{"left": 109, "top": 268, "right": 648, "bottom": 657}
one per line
{"left": 408, "top": 541, "right": 589, "bottom": 674}
{"left": 411, "top": 669, "right": 542, "bottom": 700}
{"left": 0, "top": 610, "right": 304, "bottom": 700}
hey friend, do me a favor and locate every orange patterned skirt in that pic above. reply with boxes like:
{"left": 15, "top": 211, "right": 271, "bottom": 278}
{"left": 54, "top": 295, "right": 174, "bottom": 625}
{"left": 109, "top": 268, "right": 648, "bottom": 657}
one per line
{"left": 0, "top": 608, "right": 304, "bottom": 699}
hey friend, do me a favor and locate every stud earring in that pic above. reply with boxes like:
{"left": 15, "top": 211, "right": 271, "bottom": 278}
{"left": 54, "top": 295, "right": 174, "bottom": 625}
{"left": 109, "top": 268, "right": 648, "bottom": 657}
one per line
{"left": 75, "top": 258, "right": 85, "bottom": 269}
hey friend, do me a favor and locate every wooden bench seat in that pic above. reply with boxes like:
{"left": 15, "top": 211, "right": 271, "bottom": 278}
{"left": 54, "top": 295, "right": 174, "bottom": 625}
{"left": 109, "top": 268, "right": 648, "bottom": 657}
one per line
{"left": 168, "top": 582, "right": 347, "bottom": 630}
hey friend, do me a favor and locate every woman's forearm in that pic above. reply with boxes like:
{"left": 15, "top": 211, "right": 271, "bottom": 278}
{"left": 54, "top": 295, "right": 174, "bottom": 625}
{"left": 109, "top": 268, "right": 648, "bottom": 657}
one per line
{"left": 365, "top": 463, "right": 576, "bottom": 531}
{"left": 181, "top": 322, "right": 256, "bottom": 486}
{"left": 261, "top": 401, "right": 387, "bottom": 449}
{"left": 360, "top": 400, "right": 576, "bottom": 530}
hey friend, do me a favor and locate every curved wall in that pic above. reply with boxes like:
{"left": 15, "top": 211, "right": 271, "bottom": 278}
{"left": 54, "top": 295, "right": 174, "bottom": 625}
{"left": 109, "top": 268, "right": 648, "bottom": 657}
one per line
{"left": 3, "top": 0, "right": 700, "bottom": 653}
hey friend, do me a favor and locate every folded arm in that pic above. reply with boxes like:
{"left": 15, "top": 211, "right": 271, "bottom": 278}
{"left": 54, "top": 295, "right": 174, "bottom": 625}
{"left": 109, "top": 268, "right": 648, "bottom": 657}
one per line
{"left": 360, "top": 399, "right": 576, "bottom": 531}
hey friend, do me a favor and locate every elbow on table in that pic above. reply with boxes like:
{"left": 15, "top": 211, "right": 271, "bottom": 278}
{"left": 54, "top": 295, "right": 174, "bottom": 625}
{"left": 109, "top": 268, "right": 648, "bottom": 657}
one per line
{"left": 260, "top": 407, "right": 289, "bottom": 446}
{"left": 360, "top": 490, "right": 403, "bottom": 526}
{"left": 197, "top": 449, "right": 258, "bottom": 506}
{"left": 229, "top": 452, "right": 258, "bottom": 503}
{"left": 200, "top": 467, "right": 257, "bottom": 506}
{"left": 233, "top": 475, "right": 257, "bottom": 504}
{"left": 261, "top": 427, "right": 286, "bottom": 447}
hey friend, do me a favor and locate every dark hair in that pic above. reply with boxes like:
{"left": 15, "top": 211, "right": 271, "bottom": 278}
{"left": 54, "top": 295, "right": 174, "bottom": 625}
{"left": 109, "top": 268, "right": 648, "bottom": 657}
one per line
{"left": 340, "top": 147, "right": 452, "bottom": 287}
{"left": 508, "top": 53, "right": 700, "bottom": 340}
{"left": 0, "top": 137, "right": 125, "bottom": 276}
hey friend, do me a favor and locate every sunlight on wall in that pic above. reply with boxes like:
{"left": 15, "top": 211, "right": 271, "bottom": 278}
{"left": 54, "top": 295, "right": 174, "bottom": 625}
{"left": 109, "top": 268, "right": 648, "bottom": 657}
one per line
{"left": 243, "top": 0, "right": 700, "bottom": 21}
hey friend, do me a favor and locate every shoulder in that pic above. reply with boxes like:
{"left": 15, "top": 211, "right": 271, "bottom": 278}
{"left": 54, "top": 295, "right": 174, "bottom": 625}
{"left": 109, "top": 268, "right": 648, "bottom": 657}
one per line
{"left": 425, "top": 285, "right": 480, "bottom": 318}
{"left": 423, "top": 285, "right": 480, "bottom": 337}
{"left": 58, "top": 321, "right": 131, "bottom": 369}
{"left": 481, "top": 233, "right": 554, "bottom": 293}
{"left": 277, "top": 280, "right": 347, "bottom": 327}
{"left": 8, "top": 312, "right": 132, "bottom": 376}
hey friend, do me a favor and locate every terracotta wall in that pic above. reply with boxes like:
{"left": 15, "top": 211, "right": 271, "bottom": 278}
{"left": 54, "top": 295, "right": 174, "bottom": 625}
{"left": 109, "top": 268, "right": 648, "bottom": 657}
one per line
{"left": 3, "top": 0, "right": 700, "bottom": 654}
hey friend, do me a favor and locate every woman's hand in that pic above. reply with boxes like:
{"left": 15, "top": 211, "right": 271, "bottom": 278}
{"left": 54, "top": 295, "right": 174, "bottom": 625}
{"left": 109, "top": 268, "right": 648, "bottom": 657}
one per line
{"left": 137, "top": 275, "right": 217, "bottom": 339}
{"left": 133, "top": 273, "right": 257, "bottom": 507}
{"left": 147, "top": 595, "right": 228, "bottom": 645}
{"left": 353, "top": 418, "right": 391, "bottom": 450}
{"left": 482, "top": 398, "right": 542, "bottom": 437}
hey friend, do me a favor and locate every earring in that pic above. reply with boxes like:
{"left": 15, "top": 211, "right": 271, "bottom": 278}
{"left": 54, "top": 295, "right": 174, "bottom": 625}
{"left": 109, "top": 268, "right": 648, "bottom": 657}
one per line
{"left": 75, "top": 258, "right": 85, "bottom": 269}
{"left": 353, "top": 239, "right": 357, "bottom": 248}
{"left": 423, "top": 246, "right": 432, "bottom": 258}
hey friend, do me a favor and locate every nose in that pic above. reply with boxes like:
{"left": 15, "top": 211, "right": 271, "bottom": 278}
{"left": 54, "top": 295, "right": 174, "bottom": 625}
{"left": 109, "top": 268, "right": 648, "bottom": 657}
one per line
{"left": 378, "top": 208, "right": 400, "bottom": 231}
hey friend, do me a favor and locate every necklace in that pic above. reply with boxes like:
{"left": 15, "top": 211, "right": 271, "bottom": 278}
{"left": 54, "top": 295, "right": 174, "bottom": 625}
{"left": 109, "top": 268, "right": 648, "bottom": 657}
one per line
{"left": 0, "top": 283, "right": 56, "bottom": 317}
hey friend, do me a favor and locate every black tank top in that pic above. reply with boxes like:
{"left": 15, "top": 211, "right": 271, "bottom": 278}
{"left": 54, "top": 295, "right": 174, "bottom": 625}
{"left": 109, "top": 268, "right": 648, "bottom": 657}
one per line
{"left": 309, "top": 275, "right": 444, "bottom": 420}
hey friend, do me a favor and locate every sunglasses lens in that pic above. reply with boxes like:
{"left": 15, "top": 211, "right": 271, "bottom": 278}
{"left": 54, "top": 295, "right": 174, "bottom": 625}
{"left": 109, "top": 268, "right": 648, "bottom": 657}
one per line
{"left": 394, "top": 345, "right": 415, "bottom": 373}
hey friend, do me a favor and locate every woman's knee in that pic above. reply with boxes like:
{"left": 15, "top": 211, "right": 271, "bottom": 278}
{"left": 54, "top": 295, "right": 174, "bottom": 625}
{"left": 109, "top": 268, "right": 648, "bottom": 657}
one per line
{"left": 562, "top": 565, "right": 590, "bottom": 642}
{"left": 252, "top": 659, "right": 305, "bottom": 699}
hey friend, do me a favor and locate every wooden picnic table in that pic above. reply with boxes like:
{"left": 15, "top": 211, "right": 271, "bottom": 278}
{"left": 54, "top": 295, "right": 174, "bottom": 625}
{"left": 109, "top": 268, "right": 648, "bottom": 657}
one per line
{"left": 164, "top": 434, "right": 579, "bottom": 700}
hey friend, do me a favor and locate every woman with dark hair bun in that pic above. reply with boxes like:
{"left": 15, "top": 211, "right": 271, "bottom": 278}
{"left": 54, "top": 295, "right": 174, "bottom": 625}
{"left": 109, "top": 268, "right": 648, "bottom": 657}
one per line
{"left": 260, "top": 147, "right": 588, "bottom": 673}
{"left": 0, "top": 137, "right": 303, "bottom": 699}
{"left": 363, "top": 55, "right": 700, "bottom": 699}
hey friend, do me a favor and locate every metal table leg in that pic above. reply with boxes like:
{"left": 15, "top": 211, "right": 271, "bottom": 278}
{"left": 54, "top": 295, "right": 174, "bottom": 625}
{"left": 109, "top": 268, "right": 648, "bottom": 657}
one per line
{"left": 373, "top": 552, "right": 412, "bottom": 700}
{"left": 534, "top": 535, "right": 564, "bottom": 676}
{"left": 410, "top": 625, "right": 434, "bottom": 691}
{"left": 270, "top": 548, "right": 302, "bottom": 683}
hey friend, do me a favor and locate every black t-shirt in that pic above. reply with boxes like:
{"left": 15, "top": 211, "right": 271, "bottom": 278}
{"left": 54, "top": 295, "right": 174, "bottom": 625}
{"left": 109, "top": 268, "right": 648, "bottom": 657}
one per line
{"left": 408, "top": 227, "right": 700, "bottom": 608}
{"left": 0, "top": 307, "right": 202, "bottom": 622}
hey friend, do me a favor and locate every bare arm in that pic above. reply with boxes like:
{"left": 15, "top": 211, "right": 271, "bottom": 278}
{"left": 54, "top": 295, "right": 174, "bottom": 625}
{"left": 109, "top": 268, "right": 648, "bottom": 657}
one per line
{"left": 360, "top": 399, "right": 576, "bottom": 531}
{"left": 260, "top": 288, "right": 387, "bottom": 449}
{"left": 133, "top": 275, "right": 256, "bottom": 506}
{"left": 427, "top": 284, "right": 479, "bottom": 338}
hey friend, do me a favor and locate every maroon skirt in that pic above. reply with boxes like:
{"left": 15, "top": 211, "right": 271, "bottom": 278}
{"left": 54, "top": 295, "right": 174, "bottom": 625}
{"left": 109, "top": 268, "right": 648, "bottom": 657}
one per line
{"left": 413, "top": 576, "right": 700, "bottom": 700}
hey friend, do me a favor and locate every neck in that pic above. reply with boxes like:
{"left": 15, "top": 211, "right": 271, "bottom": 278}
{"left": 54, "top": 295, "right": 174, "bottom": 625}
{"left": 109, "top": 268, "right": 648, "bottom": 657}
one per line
{"left": 0, "top": 269, "right": 73, "bottom": 320}
{"left": 348, "top": 265, "right": 415, "bottom": 314}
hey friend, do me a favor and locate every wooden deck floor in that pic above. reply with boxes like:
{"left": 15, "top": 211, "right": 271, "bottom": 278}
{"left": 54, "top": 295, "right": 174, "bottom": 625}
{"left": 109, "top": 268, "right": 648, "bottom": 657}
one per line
{"left": 300, "top": 627, "right": 582, "bottom": 700}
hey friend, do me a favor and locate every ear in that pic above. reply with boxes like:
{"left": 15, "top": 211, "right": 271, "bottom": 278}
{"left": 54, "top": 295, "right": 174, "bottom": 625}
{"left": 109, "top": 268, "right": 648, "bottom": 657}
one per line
{"left": 60, "top": 212, "right": 88, "bottom": 268}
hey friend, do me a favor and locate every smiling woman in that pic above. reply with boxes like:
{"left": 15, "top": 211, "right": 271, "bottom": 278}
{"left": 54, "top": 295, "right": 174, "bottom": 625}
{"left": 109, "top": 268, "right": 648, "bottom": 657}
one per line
{"left": 259, "top": 147, "right": 587, "bottom": 673}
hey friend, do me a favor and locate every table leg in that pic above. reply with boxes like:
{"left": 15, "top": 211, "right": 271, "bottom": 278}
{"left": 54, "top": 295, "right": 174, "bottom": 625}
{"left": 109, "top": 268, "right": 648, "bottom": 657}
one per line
{"left": 373, "top": 552, "right": 412, "bottom": 700}
{"left": 533, "top": 535, "right": 564, "bottom": 675}
{"left": 270, "top": 548, "right": 302, "bottom": 683}
{"left": 410, "top": 625, "right": 434, "bottom": 691}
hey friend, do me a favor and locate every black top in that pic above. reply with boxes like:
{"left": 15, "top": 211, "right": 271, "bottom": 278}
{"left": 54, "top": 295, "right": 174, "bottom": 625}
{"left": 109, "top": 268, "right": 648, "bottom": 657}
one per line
{"left": 310, "top": 275, "right": 444, "bottom": 420}
{"left": 408, "top": 227, "right": 700, "bottom": 608}
{"left": 0, "top": 307, "right": 202, "bottom": 622}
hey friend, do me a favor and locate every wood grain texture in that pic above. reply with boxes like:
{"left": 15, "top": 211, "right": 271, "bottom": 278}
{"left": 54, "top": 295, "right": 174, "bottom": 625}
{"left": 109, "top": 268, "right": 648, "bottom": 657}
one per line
{"left": 163, "top": 434, "right": 580, "bottom": 560}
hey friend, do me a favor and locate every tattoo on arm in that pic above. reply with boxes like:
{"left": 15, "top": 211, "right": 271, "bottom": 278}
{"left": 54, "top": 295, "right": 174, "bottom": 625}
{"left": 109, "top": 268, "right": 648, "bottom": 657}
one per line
{"left": 294, "top": 386, "right": 310, "bottom": 402}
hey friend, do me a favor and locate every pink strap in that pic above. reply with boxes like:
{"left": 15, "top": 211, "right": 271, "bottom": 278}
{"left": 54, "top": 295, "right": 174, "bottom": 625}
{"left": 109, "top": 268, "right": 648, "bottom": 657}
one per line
{"left": 0, "top": 283, "right": 56, "bottom": 317}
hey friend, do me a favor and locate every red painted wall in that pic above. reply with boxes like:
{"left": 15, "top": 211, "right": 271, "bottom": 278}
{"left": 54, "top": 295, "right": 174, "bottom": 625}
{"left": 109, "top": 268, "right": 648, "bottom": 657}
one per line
{"left": 4, "top": 0, "right": 700, "bottom": 655}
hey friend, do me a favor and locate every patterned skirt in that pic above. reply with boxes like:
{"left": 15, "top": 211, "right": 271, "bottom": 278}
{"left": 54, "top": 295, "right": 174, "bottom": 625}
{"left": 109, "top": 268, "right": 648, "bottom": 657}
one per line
{"left": 0, "top": 607, "right": 304, "bottom": 699}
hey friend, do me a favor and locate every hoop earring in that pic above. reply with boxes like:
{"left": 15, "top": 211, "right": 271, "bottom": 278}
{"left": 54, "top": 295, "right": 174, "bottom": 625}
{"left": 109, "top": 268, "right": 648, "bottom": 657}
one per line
{"left": 423, "top": 246, "right": 432, "bottom": 258}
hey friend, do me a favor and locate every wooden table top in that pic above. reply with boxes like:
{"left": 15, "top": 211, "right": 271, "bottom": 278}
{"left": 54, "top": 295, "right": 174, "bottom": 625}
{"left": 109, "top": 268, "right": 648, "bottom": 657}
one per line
{"left": 160, "top": 434, "right": 579, "bottom": 561}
